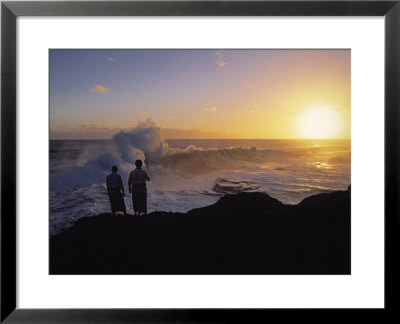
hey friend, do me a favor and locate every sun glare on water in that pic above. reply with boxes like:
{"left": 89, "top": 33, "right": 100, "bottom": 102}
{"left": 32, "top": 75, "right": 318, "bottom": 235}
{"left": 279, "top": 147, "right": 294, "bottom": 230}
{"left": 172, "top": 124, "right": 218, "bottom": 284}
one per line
{"left": 297, "top": 107, "right": 342, "bottom": 139}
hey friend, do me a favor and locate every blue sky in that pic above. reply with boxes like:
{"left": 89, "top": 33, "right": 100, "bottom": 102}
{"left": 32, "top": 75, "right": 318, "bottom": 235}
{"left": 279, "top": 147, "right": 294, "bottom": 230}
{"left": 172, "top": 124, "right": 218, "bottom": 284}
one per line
{"left": 50, "top": 49, "right": 350, "bottom": 139}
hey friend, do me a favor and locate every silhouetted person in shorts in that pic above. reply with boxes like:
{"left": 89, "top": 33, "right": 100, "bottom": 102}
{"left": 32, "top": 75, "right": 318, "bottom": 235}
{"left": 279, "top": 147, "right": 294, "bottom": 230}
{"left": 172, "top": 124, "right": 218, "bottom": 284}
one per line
{"left": 106, "top": 165, "right": 127, "bottom": 216}
{"left": 128, "top": 160, "right": 150, "bottom": 216}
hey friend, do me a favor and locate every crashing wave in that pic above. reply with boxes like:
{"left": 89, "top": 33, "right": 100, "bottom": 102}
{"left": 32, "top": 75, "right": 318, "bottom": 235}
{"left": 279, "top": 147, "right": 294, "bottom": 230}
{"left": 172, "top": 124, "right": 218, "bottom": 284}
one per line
{"left": 50, "top": 119, "right": 294, "bottom": 191}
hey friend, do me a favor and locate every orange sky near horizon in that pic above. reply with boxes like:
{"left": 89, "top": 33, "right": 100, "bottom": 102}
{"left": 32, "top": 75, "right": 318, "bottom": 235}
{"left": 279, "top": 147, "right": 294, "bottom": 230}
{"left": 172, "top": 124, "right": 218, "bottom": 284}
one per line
{"left": 50, "top": 49, "right": 350, "bottom": 140}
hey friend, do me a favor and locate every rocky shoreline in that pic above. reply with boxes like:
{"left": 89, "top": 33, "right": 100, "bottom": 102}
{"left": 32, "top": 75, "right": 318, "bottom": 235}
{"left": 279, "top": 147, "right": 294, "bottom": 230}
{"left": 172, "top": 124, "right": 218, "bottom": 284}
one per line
{"left": 50, "top": 187, "right": 351, "bottom": 274}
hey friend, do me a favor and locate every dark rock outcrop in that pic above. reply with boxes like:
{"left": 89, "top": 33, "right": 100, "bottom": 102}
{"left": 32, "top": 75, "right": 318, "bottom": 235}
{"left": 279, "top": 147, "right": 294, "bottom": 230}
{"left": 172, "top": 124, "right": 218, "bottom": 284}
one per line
{"left": 50, "top": 188, "right": 350, "bottom": 274}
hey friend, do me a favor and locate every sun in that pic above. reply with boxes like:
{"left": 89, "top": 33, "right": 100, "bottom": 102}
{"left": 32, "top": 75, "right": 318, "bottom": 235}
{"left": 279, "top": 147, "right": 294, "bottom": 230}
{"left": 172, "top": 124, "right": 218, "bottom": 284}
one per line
{"left": 297, "top": 107, "right": 342, "bottom": 139}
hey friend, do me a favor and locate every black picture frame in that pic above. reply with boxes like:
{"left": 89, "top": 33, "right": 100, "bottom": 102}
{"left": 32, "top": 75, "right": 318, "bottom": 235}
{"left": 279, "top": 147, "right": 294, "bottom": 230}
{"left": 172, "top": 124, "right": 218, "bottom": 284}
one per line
{"left": 1, "top": 0, "right": 399, "bottom": 322}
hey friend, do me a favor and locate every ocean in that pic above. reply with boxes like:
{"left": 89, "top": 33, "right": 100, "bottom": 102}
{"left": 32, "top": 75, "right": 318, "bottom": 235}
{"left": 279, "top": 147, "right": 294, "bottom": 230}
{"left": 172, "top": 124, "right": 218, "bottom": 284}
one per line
{"left": 50, "top": 132, "right": 350, "bottom": 235}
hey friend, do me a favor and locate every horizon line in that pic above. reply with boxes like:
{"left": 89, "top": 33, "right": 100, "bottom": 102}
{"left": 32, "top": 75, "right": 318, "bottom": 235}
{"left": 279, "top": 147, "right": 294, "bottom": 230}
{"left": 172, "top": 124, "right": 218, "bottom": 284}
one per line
{"left": 50, "top": 137, "right": 351, "bottom": 141}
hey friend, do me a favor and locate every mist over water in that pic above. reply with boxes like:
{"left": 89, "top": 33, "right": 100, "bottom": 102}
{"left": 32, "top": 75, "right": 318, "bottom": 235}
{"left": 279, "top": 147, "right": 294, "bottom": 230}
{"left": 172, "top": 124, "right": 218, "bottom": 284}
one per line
{"left": 50, "top": 121, "right": 350, "bottom": 234}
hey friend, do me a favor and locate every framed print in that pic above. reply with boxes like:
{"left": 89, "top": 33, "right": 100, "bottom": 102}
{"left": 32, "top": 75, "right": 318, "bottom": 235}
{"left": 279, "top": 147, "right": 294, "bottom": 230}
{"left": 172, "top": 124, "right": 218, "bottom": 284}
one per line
{"left": 1, "top": 0, "right": 399, "bottom": 322}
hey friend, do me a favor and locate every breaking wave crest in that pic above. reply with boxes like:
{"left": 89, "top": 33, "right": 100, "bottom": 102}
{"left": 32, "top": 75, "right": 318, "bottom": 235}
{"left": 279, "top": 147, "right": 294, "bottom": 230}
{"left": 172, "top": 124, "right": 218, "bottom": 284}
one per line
{"left": 149, "top": 146, "right": 294, "bottom": 175}
{"left": 50, "top": 119, "right": 298, "bottom": 191}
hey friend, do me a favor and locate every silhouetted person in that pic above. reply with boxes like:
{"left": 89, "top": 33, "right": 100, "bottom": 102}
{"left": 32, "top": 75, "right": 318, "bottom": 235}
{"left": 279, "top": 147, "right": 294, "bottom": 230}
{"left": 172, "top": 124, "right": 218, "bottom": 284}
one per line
{"left": 128, "top": 160, "right": 150, "bottom": 216}
{"left": 106, "top": 165, "right": 127, "bottom": 216}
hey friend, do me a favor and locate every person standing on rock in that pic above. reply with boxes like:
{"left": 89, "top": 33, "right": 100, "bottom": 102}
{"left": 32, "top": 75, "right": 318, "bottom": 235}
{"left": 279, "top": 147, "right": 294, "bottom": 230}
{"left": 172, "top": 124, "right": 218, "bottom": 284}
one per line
{"left": 128, "top": 159, "right": 150, "bottom": 216}
{"left": 106, "top": 165, "right": 128, "bottom": 216}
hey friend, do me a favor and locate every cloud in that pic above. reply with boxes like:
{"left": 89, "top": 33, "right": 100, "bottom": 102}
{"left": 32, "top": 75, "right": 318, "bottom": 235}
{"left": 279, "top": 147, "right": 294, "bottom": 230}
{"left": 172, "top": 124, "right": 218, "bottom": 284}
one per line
{"left": 215, "top": 51, "right": 227, "bottom": 67}
{"left": 249, "top": 109, "right": 258, "bottom": 113}
{"left": 73, "top": 124, "right": 118, "bottom": 133}
{"left": 216, "top": 61, "right": 227, "bottom": 68}
{"left": 50, "top": 124, "right": 130, "bottom": 139}
{"left": 136, "top": 111, "right": 147, "bottom": 116}
{"left": 107, "top": 57, "right": 114, "bottom": 62}
{"left": 160, "top": 127, "right": 228, "bottom": 139}
{"left": 77, "top": 124, "right": 97, "bottom": 130}
{"left": 90, "top": 85, "right": 109, "bottom": 93}
{"left": 169, "top": 116, "right": 175, "bottom": 120}
{"left": 203, "top": 106, "right": 217, "bottom": 112}
{"left": 50, "top": 123, "right": 235, "bottom": 140}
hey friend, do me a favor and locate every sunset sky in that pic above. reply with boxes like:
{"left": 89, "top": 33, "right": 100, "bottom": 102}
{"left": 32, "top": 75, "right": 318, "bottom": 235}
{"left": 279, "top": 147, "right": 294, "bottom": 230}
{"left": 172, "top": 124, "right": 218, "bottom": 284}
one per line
{"left": 50, "top": 49, "right": 350, "bottom": 139}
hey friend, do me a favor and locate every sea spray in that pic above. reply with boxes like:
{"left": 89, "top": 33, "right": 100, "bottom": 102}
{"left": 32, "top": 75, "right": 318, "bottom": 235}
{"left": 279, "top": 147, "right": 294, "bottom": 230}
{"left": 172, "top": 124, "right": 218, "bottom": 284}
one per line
{"left": 112, "top": 119, "right": 167, "bottom": 163}
{"left": 50, "top": 153, "right": 128, "bottom": 192}
{"left": 50, "top": 136, "right": 351, "bottom": 234}
{"left": 51, "top": 120, "right": 350, "bottom": 192}
{"left": 50, "top": 119, "right": 164, "bottom": 191}
{"left": 50, "top": 119, "right": 297, "bottom": 191}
